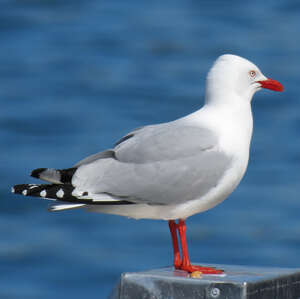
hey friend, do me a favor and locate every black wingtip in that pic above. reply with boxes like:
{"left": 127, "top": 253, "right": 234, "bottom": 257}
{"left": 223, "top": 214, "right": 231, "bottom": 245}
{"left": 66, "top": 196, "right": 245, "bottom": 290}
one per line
{"left": 60, "top": 168, "right": 77, "bottom": 183}
{"left": 31, "top": 168, "right": 47, "bottom": 179}
{"left": 12, "top": 184, "right": 30, "bottom": 195}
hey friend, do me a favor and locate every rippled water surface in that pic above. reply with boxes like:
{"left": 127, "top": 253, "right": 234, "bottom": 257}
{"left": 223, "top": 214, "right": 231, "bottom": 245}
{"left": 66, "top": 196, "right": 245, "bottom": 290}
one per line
{"left": 1, "top": 0, "right": 300, "bottom": 298}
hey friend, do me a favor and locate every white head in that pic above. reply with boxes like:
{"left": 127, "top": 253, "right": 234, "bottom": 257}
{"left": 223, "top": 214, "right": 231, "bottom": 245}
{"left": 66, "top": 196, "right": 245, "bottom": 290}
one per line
{"left": 205, "top": 54, "right": 283, "bottom": 105}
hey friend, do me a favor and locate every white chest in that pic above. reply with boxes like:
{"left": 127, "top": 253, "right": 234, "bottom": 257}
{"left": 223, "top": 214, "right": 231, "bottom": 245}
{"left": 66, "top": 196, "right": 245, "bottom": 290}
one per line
{"left": 170, "top": 103, "right": 254, "bottom": 219}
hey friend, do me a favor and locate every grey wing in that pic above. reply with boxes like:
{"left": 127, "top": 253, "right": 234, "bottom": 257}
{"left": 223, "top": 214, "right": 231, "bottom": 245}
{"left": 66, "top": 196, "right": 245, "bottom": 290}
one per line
{"left": 72, "top": 122, "right": 233, "bottom": 205}
{"left": 113, "top": 122, "right": 218, "bottom": 162}
{"left": 74, "top": 150, "right": 115, "bottom": 167}
{"left": 73, "top": 126, "right": 146, "bottom": 167}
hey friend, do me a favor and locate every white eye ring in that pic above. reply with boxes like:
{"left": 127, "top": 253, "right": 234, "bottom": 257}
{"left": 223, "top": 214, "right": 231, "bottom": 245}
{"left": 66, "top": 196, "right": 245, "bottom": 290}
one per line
{"left": 249, "top": 70, "right": 256, "bottom": 78}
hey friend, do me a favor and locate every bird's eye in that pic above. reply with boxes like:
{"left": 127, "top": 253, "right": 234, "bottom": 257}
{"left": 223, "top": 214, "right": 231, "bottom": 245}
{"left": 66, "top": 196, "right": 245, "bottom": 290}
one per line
{"left": 249, "top": 70, "right": 256, "bottom": 78}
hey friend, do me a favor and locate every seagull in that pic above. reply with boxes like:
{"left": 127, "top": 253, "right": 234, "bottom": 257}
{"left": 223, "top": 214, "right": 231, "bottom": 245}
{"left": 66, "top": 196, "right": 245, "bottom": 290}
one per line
{"left": 12, "top": 54, "right": 283, "bottom": 274}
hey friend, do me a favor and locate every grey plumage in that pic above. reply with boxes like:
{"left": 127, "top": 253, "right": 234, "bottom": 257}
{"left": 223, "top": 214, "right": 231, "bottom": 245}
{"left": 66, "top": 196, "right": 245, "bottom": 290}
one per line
{"left": 72, "top": 123, "right": 232, "bottom": 205}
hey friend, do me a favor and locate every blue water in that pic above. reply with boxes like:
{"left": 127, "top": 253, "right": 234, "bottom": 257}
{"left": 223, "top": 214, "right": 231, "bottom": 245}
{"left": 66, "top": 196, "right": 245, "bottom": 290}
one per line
{"left": 1, "top": 0, "right": 300, "bottom": 298}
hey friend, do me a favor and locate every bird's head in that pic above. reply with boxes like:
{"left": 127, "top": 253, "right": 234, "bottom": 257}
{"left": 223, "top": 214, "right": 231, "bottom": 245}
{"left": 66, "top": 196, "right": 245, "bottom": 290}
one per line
{"left": 206, "top": 54, "right": 283, "bottom": 105}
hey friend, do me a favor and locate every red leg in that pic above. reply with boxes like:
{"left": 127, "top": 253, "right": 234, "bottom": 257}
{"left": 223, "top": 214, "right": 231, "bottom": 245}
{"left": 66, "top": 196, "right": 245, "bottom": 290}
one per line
{"left": 177, "top": 219, "right": 223, "bottom": 274}
{"left": 168, "top": 220, "right": 182, "bottom": 269}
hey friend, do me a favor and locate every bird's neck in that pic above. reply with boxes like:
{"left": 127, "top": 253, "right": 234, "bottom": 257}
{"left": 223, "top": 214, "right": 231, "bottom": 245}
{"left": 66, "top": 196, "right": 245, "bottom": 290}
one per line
{"left": 184, "top": 96, "right": 254, "bottom": 156}
{"left": 206, "top": 98, "right": 254, "bottom": 153}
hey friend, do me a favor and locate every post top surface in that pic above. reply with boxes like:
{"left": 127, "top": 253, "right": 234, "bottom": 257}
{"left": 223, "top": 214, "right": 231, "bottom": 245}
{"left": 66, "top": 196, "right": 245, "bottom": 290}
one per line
{"left": 123, "top": 263, "right": 300, "bottom": 285}
{"left": 110, "top": 264, "right": 300, "bottom": 299}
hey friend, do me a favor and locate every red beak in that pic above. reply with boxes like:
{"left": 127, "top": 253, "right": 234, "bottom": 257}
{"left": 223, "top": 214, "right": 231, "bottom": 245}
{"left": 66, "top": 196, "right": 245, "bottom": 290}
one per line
{"left": 258, "top": 78, "right": 284, "bottom": 92}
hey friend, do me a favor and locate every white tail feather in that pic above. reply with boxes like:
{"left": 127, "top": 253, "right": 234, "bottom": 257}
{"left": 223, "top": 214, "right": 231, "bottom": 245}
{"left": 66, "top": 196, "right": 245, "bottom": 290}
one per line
{"left": 49, "top": 203, "right": 86, "bottom": 212}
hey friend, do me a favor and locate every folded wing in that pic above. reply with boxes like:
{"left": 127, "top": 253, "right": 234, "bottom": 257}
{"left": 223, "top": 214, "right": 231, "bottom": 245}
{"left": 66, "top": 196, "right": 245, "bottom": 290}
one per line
{"left": 72, "top": 122, "right": 232, "bottom": 205}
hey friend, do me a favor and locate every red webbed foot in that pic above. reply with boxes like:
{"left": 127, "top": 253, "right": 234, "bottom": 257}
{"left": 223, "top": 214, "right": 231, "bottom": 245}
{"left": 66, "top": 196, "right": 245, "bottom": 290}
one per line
{"left": 179, "top": 263, "right": 223, "bottom": 274}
